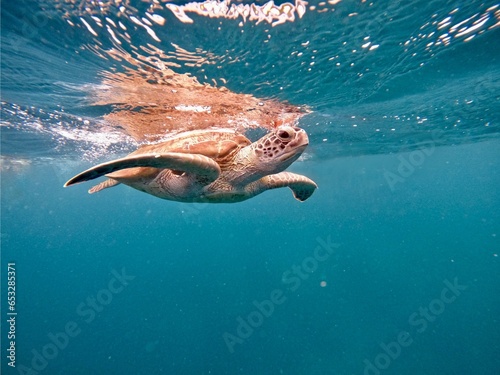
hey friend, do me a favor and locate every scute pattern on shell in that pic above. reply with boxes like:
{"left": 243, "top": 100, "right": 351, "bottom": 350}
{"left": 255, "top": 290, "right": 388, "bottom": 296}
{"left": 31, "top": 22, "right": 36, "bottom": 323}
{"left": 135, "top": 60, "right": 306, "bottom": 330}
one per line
{"left": 129, "top": 129, "right": 251, "bottom": 169}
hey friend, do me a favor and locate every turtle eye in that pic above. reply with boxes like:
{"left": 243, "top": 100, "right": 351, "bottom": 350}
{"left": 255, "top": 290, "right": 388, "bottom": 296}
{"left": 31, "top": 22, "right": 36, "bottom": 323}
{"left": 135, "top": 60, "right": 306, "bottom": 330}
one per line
{"left": 277, "top": 127, "right": 295, "bottom": 141}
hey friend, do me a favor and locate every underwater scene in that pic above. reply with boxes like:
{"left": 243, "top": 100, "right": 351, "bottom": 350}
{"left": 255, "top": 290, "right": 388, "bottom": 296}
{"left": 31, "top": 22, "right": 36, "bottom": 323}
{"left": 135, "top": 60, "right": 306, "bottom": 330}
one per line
{"left": 1, "top": 0, "right": 499, "bottom": 374}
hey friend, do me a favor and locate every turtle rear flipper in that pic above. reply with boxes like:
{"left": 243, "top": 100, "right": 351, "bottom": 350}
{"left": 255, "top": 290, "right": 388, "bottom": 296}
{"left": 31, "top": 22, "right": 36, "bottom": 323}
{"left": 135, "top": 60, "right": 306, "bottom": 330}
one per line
{"left": 89, "top": 178, "right": 121, "bottom": 194}
{"left": 247, "top": 172, "right": 318, "bottom": 201}
{"left": 64, "top": 152, "right": 221, "bottom": 187}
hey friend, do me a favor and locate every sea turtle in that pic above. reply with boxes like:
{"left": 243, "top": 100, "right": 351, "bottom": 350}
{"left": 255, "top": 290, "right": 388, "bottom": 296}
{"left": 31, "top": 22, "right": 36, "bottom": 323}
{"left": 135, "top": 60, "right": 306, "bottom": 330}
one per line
{"left": 64, "top": 126, "right": 317, "bottom": 203}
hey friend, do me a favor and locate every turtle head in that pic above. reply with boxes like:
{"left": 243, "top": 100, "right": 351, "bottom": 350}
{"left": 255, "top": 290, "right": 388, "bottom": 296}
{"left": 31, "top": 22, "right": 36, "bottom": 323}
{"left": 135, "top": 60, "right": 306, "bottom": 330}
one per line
{"left": 252, "top": 126, "right": 309, "bottom": 172}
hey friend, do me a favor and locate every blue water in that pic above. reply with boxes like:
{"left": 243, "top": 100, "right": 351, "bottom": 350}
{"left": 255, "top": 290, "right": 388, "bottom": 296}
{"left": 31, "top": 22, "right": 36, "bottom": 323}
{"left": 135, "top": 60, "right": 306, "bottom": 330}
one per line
{"left": 1, "top": 0, "right": 499, "bottom": 374}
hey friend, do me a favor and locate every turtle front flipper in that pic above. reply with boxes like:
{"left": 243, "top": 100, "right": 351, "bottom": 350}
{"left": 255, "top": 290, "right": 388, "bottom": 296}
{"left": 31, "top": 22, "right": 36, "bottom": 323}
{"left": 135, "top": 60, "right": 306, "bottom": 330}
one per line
{"left": 64, "top": 152, "right": 221, "bottom": 187}
{"left": 246, "top": 172, "right": 318, "bottom": 201}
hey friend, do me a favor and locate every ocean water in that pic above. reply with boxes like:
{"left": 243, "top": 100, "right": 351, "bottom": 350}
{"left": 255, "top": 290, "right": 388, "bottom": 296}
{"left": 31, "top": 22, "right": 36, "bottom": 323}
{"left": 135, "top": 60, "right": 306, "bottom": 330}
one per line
{"left": 1, "top": 0, "right": 499, "bottom": 374}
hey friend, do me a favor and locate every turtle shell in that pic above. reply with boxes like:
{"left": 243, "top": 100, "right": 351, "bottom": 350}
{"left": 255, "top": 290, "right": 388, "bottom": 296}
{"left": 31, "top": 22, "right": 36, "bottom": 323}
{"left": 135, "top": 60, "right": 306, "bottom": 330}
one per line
{"left": 107, "top": 129, "right": 251, "bottom": 180}
{"left": 133, "top": 129, "right": 250, "bottom": 162}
